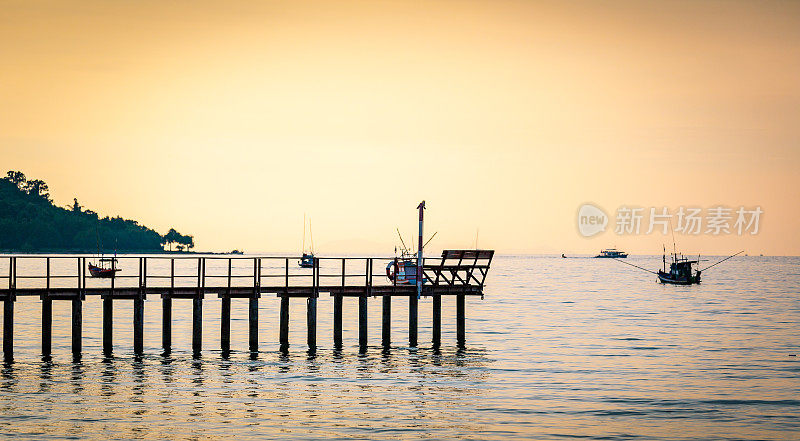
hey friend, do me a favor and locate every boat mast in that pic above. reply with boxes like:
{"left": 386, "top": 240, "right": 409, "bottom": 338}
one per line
{"left": 302, "top": 213, "right": 306, "bottom": 254}
{"left": 416, "top": 201, "right": 425, "bottom": 300}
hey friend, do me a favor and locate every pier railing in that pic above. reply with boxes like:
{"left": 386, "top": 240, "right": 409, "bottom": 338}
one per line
{"left": 0, "top": 252, "right": 493, "bottom": 361}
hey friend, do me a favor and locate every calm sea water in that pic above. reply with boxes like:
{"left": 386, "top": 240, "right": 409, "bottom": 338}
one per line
{"left": 1, "top": 255, "right": 798, "bottom": 440}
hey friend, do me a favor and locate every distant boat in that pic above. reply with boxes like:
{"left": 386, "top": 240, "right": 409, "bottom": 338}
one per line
{"left": 595, "top": 248, "right": 628, "bottom": 258}
{"left": 561, "top": 253, "right": 567, "bottom": 258}
{"left": 298, "top": 214, "right": 315, "bottom": 268}
{"left": 88, "top": 258, "right": 120, "bottom": 278}
{"left": 299, "top": 253, "right": 316, "bottom": 268}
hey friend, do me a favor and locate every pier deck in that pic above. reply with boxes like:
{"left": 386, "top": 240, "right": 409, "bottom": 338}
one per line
{"left": 1, "top": 251, "right": 493, "bottom": 360}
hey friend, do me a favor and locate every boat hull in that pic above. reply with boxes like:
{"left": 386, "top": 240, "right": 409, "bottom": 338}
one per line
{"left": 88, "top": 264, "right": 119, "bottom": 279}
{"left": 657, "top": 271, "right": 701, "bottom": 285}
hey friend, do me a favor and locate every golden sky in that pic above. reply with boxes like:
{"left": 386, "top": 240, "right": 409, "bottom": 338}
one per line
{"left": 2, "top": 0, "right": 799, "bottom": 255}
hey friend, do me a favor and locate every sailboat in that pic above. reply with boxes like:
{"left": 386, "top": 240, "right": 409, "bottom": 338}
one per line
{"left": 298, "top": 214, "right": 316, "bottom": 268}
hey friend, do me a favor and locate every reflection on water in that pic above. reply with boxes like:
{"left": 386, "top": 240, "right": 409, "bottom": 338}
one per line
{"left": 0, "top": 255, "right": 799, "bottom": 439}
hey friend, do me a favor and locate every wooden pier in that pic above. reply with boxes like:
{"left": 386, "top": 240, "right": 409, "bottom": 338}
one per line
{"left": 0, "top": 250, "right": 493, "bottom": 360}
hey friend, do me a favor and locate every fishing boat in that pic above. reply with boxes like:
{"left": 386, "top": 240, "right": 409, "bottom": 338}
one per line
{"left": 298, "top": 214, "right": 315, "bottom": 268}
{"left": 88, "top": 258, "right": 120, "bottom": 278}
{"left": 657, "top": 254, "right": 701, "bottom": 285}
{"left": 385, "top": 256, "right": 417, "bottom": 285}
{"left": 612, "top": 243, "right": 742, "bottom": 285}
{"left": 595, "top": 248, "right": 628, "bottom": 258}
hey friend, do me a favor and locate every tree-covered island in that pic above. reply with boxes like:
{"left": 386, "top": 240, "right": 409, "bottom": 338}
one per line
{"left": 0, "top": 171, "right": 194, "bottom": 253}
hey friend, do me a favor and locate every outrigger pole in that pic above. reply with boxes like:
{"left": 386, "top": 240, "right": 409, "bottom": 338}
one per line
{"left": 611, "top": 257, "right": 659, "bottom": 275}
{"left": 416, "top": 201, "right": 425, "bottom": 300}
{"left": 700, "top": 250, "right": 744, "bottom": 272}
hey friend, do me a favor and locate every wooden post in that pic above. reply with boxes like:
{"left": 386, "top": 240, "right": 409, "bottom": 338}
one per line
{"left": 432, "top": 295, "right": 441, "bottom": 348}
{"left": 307, "top": 297, "right": 317, "bottom": 351}
{"left": 103, "top": 292, "right": 113, "bottom": 355}
{"left": 42, "top": 298, "right": 52, "bottom": 357}
{"left": 333, "top": 258, "right": 344, "bottom": 348}
{"left": 134, "top": 297, "right": 144, "bottom": 355}
{"left": 456, "top": 294, "right": 465, "bottom": 347}
{"left": 3, "top": 258, "right": 12, "bottom": 360}
{"left": 249, "top": 258, "right": 258, "bottom": 354}
{"left": 162, "top": 258, "right": 174, "bottom": 353}
{"left": 358, "top": 298, "right": 367, "bottom": 351}
{"left": 221, "top": 296, "right": 231, "bottom": 353}
{"left": 409, "top": 293, "right": 418, "bottom": 347}
{"left": 333, "top": 295, "right": 342, "bottom": 348}
{"left": 133, "top": 257, "right": 144, "bottom": 356}
{"left": 359, "top": 259, "right": 369, "bottom": 351}
{"left": 221, "top": 259, "right": 231, "bottom": 354}
{"left": 72, "top": 298, "right": 82, "bottom": 358}
{"left": 42, "top": 257, "right": 51, "bottom": 357}
{"left": 193, "top": 296, "right": 202, "bottom": 356}
{"left": 382, "top": 294, "right": 391, "bottom": 347}
{"left": 2, "top": 298, "right": 12, "bottom": 361}
{"left": 72, "top": 258, "right": 82, "bottom": 358}
{"left": 279, "top": 296, "right": 289, "bottom": 349}
{"left": 192, "top": 258, "right": 203, "bottom": 356}
{"left": 384, "top": 257, "right": 396, "bottom": 348}
{"left": 107, "top": 260, "right": 116, "bottom": 352}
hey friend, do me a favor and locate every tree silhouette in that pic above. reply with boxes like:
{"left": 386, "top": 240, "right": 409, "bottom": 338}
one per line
{"left": 24, "top": 179, "right": 50, "bottom": 201}
{"left": 4, "top": 171, "right": 26, "bottom": 187}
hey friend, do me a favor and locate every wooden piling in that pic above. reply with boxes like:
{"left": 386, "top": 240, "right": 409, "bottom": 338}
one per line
{"left": 133, "top": 257, "right": 144, "bottom": 356}
{"left": 221, "top": 297, "right": 231, "bottom": 353}
{"left": 43, "top": 257, "right": 51, "bottom": 357}
{"left": 334, "top": 258, "right": 344, "bottom": 348}
{"left": 192, "top": 296, "right": 202, "bottom": 355}
{"left": 192, "top": 258, "right": 203, "bottom": 356}
{"left": 103, "top": 296, "right": 113, "bottom": 354}
{"left": 133, "top": 296, "right": 144, "bottom": 355}
{"left": 3, "top": 297, "right": 12, "bottom": 361}
{"left": 42, "top": 297, "right": 52, "bottom": 357}
{"left": 279, "top": 296, "right": 289, "bottom": 348}
{"left": 71, "top": 297, "right": 82, "bottom": 357}
{"left": 163, "top": 259, "right": 174, "bottom": 353}
{"left": 4, "top": 257, "right": 14, "bottom": 361}
{"left": 409, "top": 294, "right": 418, "bottom": 347}
{"left": 432, "top": 295, "right": 441, "bottom": 348}
{"left": 333, "top": 295, "right": 343, "bottom": 348}
{"left": 359, "top": 295, "right": 367, "bottom": 350}
{"left": 249, "top": 258, "right": 258, "bottom": 353}
{"left": 249, "top": 297, "right": 258, "bottom": 353}
{"left": 72, "top": 258, "right": 82, "bottom": 358}
{"left": 307, "top": 297, "right": 317, "bottom": 350}
{"left": 162, "top": 296, "right": 172, "bottom": 353}
{"left": 382, "top": 295, "right": 391, "bottom": 347}
{"left": 456, "top": 294, "right": 465, "bottom": 347}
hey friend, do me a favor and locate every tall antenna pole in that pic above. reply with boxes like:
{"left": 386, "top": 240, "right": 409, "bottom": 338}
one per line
{"left": 416, "top": 201, "right": 425, "bottom": 300}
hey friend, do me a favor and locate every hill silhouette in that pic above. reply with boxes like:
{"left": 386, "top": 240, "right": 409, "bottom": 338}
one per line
{"left": 0, "top": 171, "right": 193, "bottom": 253}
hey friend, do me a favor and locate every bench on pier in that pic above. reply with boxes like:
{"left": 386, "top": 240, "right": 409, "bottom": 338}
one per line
{"left": 423, "top": 250, "right": 494, "bottom": 293}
